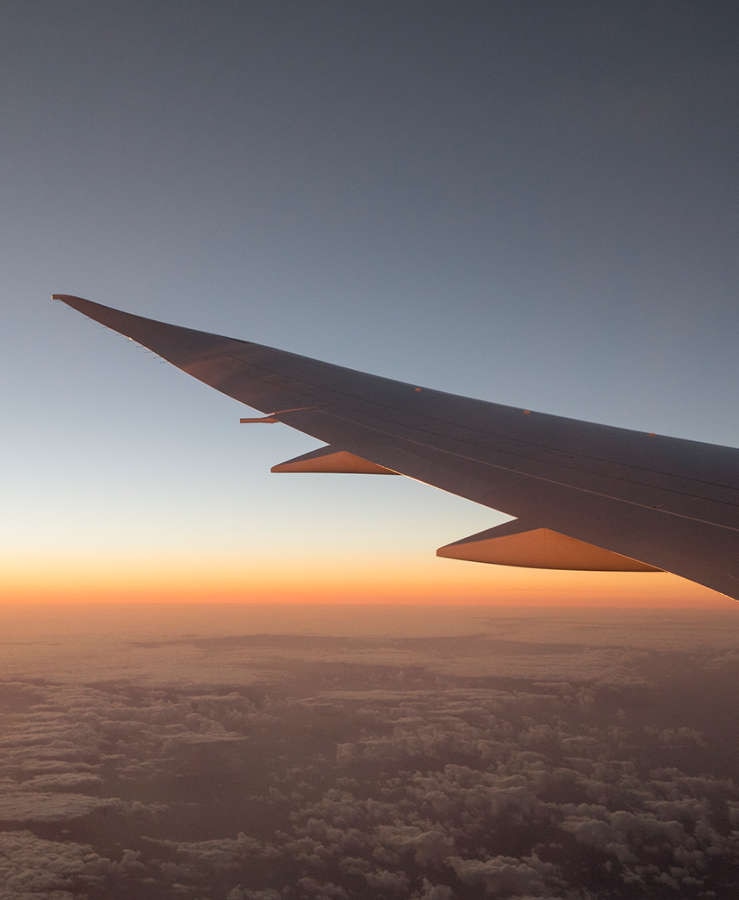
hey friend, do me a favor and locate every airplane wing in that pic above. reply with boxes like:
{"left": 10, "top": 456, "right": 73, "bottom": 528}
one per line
{"left": 53, "top": 294, "right": 739, "bottom": 601}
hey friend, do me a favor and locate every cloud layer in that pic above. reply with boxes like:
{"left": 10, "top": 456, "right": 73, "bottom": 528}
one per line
{"left": 0, "top": 609, "right": 737, "bottom": 898}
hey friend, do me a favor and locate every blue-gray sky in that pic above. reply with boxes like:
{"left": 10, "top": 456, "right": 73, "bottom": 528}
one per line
{"left": 2, "top": 1, "right": 737, "bottom": 602}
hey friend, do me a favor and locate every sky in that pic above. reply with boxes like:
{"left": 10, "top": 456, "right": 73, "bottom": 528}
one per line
{"left": 1, "top": 1, "right": 737, "bottom": 606}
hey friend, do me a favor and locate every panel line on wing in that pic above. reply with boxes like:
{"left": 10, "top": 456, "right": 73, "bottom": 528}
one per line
{"left": 316, "top": 407, "right": 739, "bottom": 533}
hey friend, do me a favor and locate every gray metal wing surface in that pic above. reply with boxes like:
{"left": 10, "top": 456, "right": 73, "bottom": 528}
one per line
{"left": 53, "top": 295, "right": 739, "bottom": 601}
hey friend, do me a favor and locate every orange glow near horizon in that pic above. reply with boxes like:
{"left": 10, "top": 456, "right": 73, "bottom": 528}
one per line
{"left": 1, "top": 550, "right": 731, "bottom": 608}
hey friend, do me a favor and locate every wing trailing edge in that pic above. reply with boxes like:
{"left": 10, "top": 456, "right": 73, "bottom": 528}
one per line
{"left": 272, "top": 446, "right": 398, "bottom": 474}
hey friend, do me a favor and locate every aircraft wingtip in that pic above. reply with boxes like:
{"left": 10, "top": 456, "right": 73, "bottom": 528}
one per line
{"left": 51, "top": 294, "right": 99, "bottom": 314}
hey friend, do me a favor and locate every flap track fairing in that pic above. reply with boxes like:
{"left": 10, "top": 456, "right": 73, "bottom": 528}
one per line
{"left": 437, "top": 520, "right": 661, "bottom": 571}
{"left": 272, "top": 445, "right": 398, "bottom": 475}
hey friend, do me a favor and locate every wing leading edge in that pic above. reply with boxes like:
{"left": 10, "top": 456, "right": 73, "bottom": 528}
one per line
{"left": 53, "top": 294, "right": 739, "bottom": 601}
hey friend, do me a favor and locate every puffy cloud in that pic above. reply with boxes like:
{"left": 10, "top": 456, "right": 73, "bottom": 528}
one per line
{"left": 295, "top": 877, "right": 348, "bottom": 898}
{"left": 232, "top": 891, "right": 282, "bottom": 900}
{"left": 153, "top": 831, "right": 266, "bottom": 871}
{"left": 17, "top": 772, "right": 103, "bottom": 792}
{"left": 412, "top": 880, "right": 456, "bottom": 900}
{"left": 364, "top": 868, "right": 409, "bottom": 894}
{"left": 449, "top": 853, "right": 554, "bottom": 896}
{"left": 0, "top": 830, "right": 108, "bottom": 899}
{"left": 0, "top": 791, "right": 114, "bottom": 824}
{"left": 374, "top": 825, "right": 455, "bottom": 867}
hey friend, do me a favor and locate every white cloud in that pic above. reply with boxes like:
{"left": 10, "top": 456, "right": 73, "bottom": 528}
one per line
{"left": 448, "top": 853, "right": 554, "bottom": 896}
{"left": 0, "top": 791, "right": 115, "bottom": 824}
{"left": 0, "top": 830, "right": 108, "bottom": 899}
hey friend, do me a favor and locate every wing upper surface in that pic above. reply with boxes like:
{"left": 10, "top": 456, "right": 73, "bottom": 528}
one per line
{"left": 53, "top": 294, "right": 739, "bottom": 600}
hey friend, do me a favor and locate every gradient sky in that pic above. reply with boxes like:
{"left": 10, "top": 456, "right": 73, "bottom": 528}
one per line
{"left": 2, "top": 1, "right": 737, "bottom": 606}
